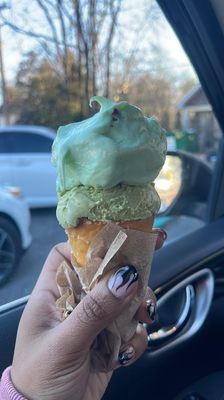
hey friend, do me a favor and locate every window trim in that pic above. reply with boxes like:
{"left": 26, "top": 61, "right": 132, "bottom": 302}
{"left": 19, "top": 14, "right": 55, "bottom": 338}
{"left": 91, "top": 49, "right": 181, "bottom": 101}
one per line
{"left": 157, "top": 0, "right": 224, "bottom": 135}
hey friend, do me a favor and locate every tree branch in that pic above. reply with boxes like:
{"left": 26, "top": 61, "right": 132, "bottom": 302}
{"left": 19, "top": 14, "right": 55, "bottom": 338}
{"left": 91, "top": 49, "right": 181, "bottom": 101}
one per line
{"left": 0, "top": 15, "right": 75, "bottom": 48}
{"left": 36, "top": 0, "right": 61, "bottom": 60}
{"left": 56, "top": 0, "right": 69, "bottom": 80}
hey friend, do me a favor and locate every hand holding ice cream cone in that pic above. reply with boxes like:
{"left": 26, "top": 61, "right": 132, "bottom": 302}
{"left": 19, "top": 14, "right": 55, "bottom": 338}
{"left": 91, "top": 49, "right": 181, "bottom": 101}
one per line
{"left": 11, "top": 236, "right": 165, "bottom": 400}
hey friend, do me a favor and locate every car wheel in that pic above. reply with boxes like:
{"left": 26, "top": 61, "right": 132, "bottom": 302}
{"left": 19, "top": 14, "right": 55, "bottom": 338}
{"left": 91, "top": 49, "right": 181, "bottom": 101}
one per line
{"left": 0, "top": 216, "right": 22, "bottom": 286}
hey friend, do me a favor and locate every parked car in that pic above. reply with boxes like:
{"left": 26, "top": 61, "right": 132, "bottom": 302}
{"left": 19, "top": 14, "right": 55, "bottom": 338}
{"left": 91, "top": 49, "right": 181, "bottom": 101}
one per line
{"left": 0, "top": 125, "right": 57, "bottom": 208}
{"left": 0, "top": 187, "right": 32, "bottom": 285}
{"left": 1, "top": 1, "right": 224, "bottom": 400}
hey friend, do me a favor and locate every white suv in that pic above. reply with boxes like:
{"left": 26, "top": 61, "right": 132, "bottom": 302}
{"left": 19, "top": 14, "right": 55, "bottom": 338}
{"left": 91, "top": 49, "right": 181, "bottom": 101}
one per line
{"left": 0, "top": 187, "right": 32, "bottom": 284}
{"left": 0, "top": 125, "right": 57, "bottom": 208}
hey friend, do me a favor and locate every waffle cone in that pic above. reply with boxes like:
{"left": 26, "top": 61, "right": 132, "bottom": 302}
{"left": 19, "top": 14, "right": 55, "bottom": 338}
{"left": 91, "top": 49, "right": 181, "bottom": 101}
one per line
{"left": 66, "top": 216, "right": 154, "bottom": 268}
{"left": 57, "top": 222, "right": 158, "bottom": 371}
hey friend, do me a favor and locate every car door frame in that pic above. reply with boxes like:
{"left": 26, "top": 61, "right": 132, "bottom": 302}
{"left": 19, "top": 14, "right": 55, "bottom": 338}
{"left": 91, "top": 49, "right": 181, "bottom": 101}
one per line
{"left": 157, "top": 0, "right": 224, "bottom": 223}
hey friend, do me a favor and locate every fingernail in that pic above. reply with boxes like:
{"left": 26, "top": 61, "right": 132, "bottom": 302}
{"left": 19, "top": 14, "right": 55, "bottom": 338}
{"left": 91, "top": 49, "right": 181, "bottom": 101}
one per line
{"left": 108, "top": 265, "right": 138, "bottom": 299}
{"left": 119, "top": 346, "right": 135, "bottom": 366}
{"left": 160, "top": 229, "right": 167, "bottom": 241}
{"left": 146, "top": 298, "right": 156, "bottom": 321}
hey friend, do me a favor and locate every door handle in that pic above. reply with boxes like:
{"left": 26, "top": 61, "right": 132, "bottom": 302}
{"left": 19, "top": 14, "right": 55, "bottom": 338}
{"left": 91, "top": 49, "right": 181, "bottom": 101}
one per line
{"left": 147, "top": 269, "right": 214, "bottom": 350}
{"left": 149, "top": 285, "right": 194, "bottom": 345}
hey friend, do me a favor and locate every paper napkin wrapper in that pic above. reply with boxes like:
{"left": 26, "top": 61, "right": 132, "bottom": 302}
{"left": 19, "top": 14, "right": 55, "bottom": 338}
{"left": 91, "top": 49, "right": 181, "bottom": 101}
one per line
{"left": 56, "top": 222, "right": 157, "bottom": 372}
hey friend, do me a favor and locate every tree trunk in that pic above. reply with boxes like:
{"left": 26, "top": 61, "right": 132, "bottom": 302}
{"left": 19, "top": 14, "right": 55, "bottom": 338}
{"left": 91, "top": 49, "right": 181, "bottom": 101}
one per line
{"left": 73, "top": 0, "right": 89, "bottom": 115}
{"left": 104, "top": 0, "right": 121, "bottom": 98}
{"left": 0, "top": 27, "right": 9, "bottom": 124}
{"left": 57, "top": 0, "right": 69, "bottom": 83}
{"left": 89, "top": 0, "right": 97, "bottom": 97}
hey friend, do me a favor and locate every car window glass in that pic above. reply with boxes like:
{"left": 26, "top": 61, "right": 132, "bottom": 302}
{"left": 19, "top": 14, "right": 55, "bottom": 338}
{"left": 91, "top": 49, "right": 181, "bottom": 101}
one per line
{"left": 0, "top": 132, "right": 52, "bottom": 153}
{"left": 0, "top": 132, "right": 12, "bottom": 153}
{"left": 0, "top": 0, "right": 222, "bottom": 306}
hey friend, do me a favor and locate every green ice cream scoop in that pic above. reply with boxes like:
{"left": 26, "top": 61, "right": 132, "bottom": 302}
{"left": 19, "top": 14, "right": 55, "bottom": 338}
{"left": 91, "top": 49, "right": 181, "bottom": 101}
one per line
{"left": 52, "top": 96, "right": 167, "bottom": 192}
{"left": 57, "top": 183, "right": 160, "bottom": 228}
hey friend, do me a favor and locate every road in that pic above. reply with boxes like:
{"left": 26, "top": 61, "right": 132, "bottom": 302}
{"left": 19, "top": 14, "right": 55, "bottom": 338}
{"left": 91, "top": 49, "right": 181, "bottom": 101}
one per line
{"left": 0, "top": 208, "right": 66, "bottom": 306}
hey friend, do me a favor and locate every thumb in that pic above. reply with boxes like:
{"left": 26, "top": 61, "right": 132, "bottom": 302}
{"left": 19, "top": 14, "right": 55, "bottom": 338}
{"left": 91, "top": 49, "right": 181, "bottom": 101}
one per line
{"left": 58, "top": 265, "right": 138, "bottom": 349}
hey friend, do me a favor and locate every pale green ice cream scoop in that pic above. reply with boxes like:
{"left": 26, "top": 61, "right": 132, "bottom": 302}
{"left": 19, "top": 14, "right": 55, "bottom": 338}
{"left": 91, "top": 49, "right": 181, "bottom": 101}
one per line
{"left": 56, "top": 183, "right": 160, "bottom": 228}
{"left": 52, "top": 96, "right": 167, "bottom": 192}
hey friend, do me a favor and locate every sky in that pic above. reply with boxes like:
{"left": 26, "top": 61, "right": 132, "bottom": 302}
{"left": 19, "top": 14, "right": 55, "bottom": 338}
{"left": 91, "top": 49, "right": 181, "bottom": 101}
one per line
{"left": 0, "top": 0, "right": 197, "bottom": 88}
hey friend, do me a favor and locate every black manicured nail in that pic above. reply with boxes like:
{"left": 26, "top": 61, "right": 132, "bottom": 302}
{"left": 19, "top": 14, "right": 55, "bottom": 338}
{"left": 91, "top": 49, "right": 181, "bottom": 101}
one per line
{"left": 108, "top": 265, "right": 138, "bottom": 299}
{"left": 119, "top": 346, "right": 135, "bottom": 366}
{"left": 160, "top": 229, "right": 167, "bottom": 241}
{"left": 146, "top": 299, "right": 156, "bottom": 321}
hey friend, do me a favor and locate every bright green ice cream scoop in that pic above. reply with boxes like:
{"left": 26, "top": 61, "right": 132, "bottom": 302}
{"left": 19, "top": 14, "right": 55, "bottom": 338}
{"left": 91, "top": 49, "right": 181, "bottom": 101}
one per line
{"left": 52, "top": 96, "right": 167, "bottom": 228}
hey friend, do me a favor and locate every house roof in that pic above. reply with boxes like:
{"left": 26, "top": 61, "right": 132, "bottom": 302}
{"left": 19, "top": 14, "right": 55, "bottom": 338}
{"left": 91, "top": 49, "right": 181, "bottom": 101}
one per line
{"left": 177, "top": 84, "right": 210, "bottom": 109}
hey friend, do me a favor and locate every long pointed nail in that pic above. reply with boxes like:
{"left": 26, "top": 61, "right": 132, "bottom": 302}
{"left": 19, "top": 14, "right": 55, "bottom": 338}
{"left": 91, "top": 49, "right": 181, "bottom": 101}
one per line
{"left": 160, "top": 229, "right": 167, "bottom": 241}
{"left": 119, "top": 346, "right": 135, "bottom": 366}
{"left": 146, "top": 299, "right": 156, "bottom": 321}
{"left": 108, "top": 265, "right": 138, "bottom": 299}
{"left": 154, "top": 228, "right": 168, "bottom": 241}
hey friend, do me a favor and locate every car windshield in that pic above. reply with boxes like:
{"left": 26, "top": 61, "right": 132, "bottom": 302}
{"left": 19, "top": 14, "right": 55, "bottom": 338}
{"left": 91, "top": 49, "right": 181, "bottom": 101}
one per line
{"left": 0, "top": 0, "right": 222, "bottom": 306}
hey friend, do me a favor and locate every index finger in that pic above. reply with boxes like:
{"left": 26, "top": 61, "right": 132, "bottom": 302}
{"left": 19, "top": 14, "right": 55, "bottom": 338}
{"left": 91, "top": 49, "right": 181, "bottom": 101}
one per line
{"left": 19, "top": 242, "right": 72, "bottom": 332}
{"left": 33, "top": 242, "right": 71, "bottom": 299}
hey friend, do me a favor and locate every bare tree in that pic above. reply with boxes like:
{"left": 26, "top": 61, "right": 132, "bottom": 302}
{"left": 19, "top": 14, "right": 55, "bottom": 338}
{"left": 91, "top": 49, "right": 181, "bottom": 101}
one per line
{"left": 0, "top": 0, "right": 122, "bottom": 115}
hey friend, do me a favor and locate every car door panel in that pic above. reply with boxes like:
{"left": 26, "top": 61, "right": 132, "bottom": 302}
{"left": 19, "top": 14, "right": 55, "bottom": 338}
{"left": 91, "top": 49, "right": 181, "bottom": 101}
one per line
{"left": 0, "top": 128, "right": 57, "bottom": 207}
{"left": 0, "top": 155, "right": 13, "bottom": 188}
{"left": 102, "top": 254, "right": 224, "bottom": 399}
{"left": 0, "top": 133, "right": 13, "bottom": 188}
{"left": 104, "top": 296, "right": 224, "bottom": 400}
{"left": 10, "top": 153, "right": 57, "bottom": 207}
{"left": 151, "top": 217, "right": 224, "bottom": 291}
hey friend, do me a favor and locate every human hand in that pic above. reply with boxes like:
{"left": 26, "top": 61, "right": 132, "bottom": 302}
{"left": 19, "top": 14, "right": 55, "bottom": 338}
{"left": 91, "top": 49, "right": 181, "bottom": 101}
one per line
{"left": 11, "top": 229, "right": 166, "bottom": 400}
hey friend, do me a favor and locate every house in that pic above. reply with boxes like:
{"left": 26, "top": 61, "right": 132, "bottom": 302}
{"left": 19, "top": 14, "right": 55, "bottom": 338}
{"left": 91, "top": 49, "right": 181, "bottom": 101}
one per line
{"left": 177, "top": 84, "right": 222, "bottom": 154}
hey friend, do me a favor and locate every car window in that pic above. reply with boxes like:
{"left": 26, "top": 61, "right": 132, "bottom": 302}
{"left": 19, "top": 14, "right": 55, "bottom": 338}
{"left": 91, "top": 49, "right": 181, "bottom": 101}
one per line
{"left": 0, "top": 132, "right": 53, "bottom": 153}
{"left": 0, "top": 0, "right": 222, "bottom": 306}
{"left": 0, "top": 133, "right": 10, "bottom": 153}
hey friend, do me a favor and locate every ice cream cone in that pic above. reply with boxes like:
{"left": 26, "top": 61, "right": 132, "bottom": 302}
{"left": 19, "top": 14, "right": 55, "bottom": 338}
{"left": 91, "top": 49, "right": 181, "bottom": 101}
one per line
{"left": 52, "top": 95, "right": 167, "bottom": 371}
{"left": 56, "top": 222, "right": 158, "bottom": 371}
{"left": 66, "top": 216, "right": 154, "bottom": 268}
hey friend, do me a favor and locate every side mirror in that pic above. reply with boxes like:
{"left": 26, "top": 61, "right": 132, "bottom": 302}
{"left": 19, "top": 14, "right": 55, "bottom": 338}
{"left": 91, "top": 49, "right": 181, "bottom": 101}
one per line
{"left": 155, "top": 151, "right": 212, "bottom": 230}
{"left": 155, "top": 154, "right": 182, "bottom": 212}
